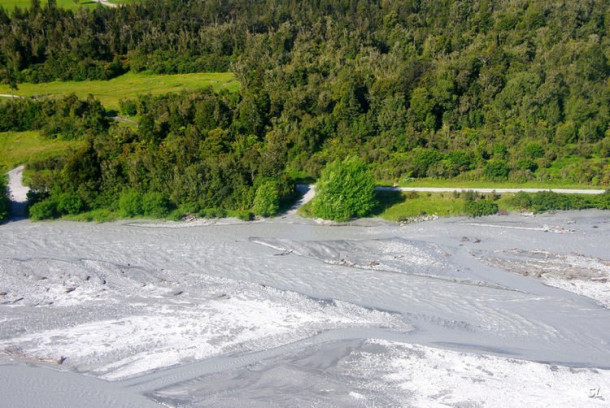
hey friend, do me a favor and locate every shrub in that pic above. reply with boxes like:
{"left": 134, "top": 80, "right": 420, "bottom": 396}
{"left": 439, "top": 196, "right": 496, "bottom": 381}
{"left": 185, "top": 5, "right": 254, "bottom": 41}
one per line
{"left": 529, "top": 191, "right": 588, "bottom": 212}
{"left": 594, "top": 192, "right": 610, "bottom": 210}
{"left": 235, "top": 210, "right": 254, "bottom": 221}
{"left": 141, "top": 192, "right": 170, "bottom": 217}
{"left": 505, "top": 191, "right": 610, "bottom": 213}
{"left": 462, "top": 190, "right": 477, "bottom": 202}
{"left": 29, "top": 199, "right": 58, "bottom": 220}
{"left": 200, "top": 207, "right": 227, "bottom": 218}
{"left": 311, "top": 157, "right": 377, "bottom": 221}
{"left": 516, "top": 157, "right": 538, "bottom": 172}
{"left": 507, "top": 191, "right": 532, "bottom": 209}
{"left": 56, "top": 193, "right": 84, "bottom": 215}
{"left": 119, "top": 190, "right": 142, "bottom": 217}
{"left": 409, "top": 148, "right": 444, "bottom": 178}
{"left": 275, "top": 175, "right": 299, "bottom": 209}
{"left": 464, "top": 200, "right": 499, "bottom": 217}
{"left": 119, "top": 99, "right": 138, "bottom": 116}
{"left": 178, "top": 202, "right": 201, "bottom": 216}
{"left": 523, "top": 142, "right": 545, "bottom": 158}
{"left": 253, "top": 181, "right": 280, "bottom": 217}
{"left": 492, "top": 143, "right": 508, "bottom": 158}
{"left": 166, "top": 209, "right": 185, "bottom": 221}
{"left": 484, "top": 160, "right": 509, "bottom": 180}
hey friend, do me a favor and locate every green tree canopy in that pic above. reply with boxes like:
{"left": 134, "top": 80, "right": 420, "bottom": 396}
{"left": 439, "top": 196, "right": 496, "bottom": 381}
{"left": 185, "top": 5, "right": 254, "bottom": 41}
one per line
{"left": 311, "top": 157, "right": 377, "bottom": 221}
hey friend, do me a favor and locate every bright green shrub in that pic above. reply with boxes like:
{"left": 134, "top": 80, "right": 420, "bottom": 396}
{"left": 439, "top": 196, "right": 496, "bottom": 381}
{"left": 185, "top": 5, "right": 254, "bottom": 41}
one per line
{"left": 253, "top": 181, "right": 280, "bottom": 217}
{"left": 235, "top": 210, "right": 254, "bottom": 221}
{"left": 29, "top": 199, "right": 58, "bottom": 220}
{"left": 464, "top": 200, "right": 499, "bottom": 217}
{"left": 141, "top": 192, "right": 170, "bottom": 217}
{"left": 311, "top": 157, "right": 377, "bottom": 221}
{"left": 119, "top": 190, "right": 142, "bottom": 217}
{"left": 56, "top": 193, "right": 84, "bottom": 215}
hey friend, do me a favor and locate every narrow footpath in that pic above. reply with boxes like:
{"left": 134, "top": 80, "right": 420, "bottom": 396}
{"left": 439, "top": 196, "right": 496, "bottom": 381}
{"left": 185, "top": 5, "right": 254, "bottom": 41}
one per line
{"left": 7, "top": 166, "right": 29, "bottom": 220}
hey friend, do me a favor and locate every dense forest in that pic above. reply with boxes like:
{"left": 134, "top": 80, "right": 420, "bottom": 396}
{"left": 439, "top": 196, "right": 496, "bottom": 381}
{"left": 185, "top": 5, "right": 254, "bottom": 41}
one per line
{"left": 0, "top": 0, "right": 608, "bottom": 218}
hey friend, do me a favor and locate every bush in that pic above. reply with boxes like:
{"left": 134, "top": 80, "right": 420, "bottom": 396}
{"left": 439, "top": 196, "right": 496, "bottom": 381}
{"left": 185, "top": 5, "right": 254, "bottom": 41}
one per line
{"left": 409, "top": 148, "right": 444, "bottom": 178}
{"left": 462, "top": 190, "right": 478, "bottom": 201}
{"left": 141, "top": 192, "right": 170, "bottom": 217}
{"left": 166, "top": 209, "right": 185, "bottom": 221}
{"left": 311, "top": 157, "right": 377, "bottom": 221}
{"left": 594, "top": 192, "right": 610, "bottom": 210}
{"left": 119, "top": 190, "right": 143, "bottom": 217}
{"left": 56, "top": 193, "right": 84, "bottom": 215}
{"left": 507, "top": 191, "right": 532, "bottom": 209}
{"left": 29, "top": 199, "right": 58, "bottom": 220}
{"left": 523, "top": 142, "right": 545, "bottom": 158}
{"left": 275, "top": 175, "right": 298, "bottom": 209}
{"left": 484, "top": 160, "right": 510, "bottom": 180}
{"left": 516, "top": 157, "right": 538, "bottom": 172}
{"left": 253, "top": 181, "right": 280, "bottom": 217}
{"left": 530, "top": 191, "right": 588, "bottom": 212}
{"left": 506, "top": 191, "right": 610, "bottom": 213}
{"left": 119, "top": 99, "right": 138, "bottom": 116}
{"left": 464, "top": 200, "right": 499, "bottom": 217}
{"left": 235, "top": 210, "right": 254, "bottom": 221}
{"left": 199, "top": 207, "right": 227, "bottom": 218}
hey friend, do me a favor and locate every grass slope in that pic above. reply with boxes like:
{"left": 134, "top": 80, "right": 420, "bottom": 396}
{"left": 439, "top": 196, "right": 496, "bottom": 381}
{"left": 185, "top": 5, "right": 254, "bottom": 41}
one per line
{"left": 378, "top": 192, "right": 464, "bottom": 220}
{"left": 0, "top": 72, "right": 238, "bottom": 111}
{"left": 0, "top": 0, "right": 98, "bottom": 11}
{"left": 0, "top": 131, "right": 84, "bottom": 173}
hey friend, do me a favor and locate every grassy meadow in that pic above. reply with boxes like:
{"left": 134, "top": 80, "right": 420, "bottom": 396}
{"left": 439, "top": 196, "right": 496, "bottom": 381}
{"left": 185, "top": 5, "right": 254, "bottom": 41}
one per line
{"left": 0, "top": 0, "right": 99, "bottom": 11}
{"left": 376, "top": 192, "right": 465, "bottom": 220}
{"left": 0, "top": 72, "right": 239, "bottom": 111}
{"left": 0, "top": 131, "right": 84, "bottom": 173}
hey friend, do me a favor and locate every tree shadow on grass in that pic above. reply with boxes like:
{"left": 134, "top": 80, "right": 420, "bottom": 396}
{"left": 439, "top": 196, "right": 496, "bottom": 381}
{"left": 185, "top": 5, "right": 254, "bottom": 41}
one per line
{"left": 370, "top": 190, "right": 405, "bottom": 217}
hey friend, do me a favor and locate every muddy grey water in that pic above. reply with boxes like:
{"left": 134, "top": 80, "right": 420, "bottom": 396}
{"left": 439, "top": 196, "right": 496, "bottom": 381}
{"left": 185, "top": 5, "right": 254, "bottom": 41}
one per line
{"left": 0, "top": 211, "right": 608, "bottom": 406}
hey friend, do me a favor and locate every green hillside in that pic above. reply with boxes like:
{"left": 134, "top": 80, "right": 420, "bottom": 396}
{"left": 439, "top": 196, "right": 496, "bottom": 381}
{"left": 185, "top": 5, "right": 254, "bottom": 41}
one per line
{"left": 0, "top": 0, "right": 608, "bottom": 220}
